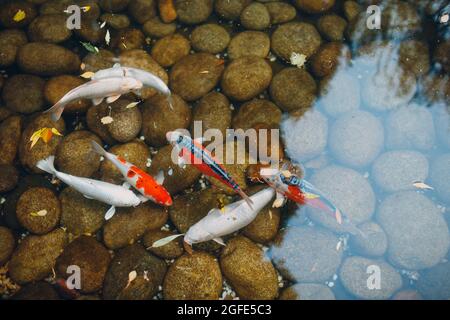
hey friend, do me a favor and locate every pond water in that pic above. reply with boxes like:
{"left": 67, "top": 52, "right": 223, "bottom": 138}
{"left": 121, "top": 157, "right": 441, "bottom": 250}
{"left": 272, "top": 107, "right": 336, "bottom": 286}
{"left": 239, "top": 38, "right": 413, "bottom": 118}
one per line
{"left": 0, "top": 0, "right": 449, "bottom": 300}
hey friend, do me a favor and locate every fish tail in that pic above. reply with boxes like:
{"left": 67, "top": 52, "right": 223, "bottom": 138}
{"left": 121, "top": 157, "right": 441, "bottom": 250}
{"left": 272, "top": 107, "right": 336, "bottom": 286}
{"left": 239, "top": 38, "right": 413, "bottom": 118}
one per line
{"left": 237, "top": 189, "right": 254, "bottom": 208}
{"left": 91, "top": 140, "right": 107, "bottom": 156}
{"left": 44, "top": 102, "right": 65, "bottom": 122}
{"left": 36, "top": 156, "right": 57, "bottom": 175}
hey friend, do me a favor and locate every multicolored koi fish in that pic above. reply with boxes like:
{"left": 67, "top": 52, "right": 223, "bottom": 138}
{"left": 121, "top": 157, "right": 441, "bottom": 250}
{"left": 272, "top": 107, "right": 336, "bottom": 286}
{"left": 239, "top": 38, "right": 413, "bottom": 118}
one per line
{"left": 259, "top": 165, "right": 343, "bottom": 224}
{"left": 166, "top": 131, "right": 253, "bottom": 208}
{"left": 36, "top": 156, "right": 141, "bottom": 220}
{"left": 151, "top": 187, "right": 275, "bottom": 254}
{"left": 91, "top": 141, "right": 172, "bottom": 206}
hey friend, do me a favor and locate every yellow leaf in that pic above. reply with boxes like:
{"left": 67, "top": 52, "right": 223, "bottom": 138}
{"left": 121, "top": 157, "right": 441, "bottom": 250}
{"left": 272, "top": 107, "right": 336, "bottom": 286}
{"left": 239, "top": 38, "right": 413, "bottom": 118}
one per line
{"left": 13, "top": 10, "right": 26, "bottom": 22}
{"left": 125, "top": 102, "right": 140, "bottom": 109}
{"left": 30, "top": 209, "right": 48, "bottom": 217}
{"left": 41, "top": 129, "right": 53, "bottom": 143}
{"left": 51, "top": 128, "right": 63, "bottom": 136}
{"left": 80, "top": 71, "right": 95, "bottom": 79}
{"left": 81, "top": 6, "right": 91, "bottom": 12}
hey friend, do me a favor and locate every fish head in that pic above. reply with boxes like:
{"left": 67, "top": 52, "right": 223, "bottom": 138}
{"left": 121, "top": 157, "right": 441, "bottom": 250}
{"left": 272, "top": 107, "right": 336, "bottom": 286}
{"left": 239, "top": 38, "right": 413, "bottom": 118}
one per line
{"left": 184, "top": 223, "right": 211, "bottom": 245}
{"left": 166, "top": 130, "right": 184, "bottom": 146}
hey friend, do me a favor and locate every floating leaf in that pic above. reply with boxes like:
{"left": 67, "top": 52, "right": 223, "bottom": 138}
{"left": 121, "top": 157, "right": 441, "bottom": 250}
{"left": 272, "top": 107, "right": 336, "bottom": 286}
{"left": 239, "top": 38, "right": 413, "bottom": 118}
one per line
{"left": 101, "top": 116, "right": 114, "bottom": 124}
{"left": 125, "top": 101, "right": 140, "bottom": 109}
{"left": 30, "top": 209, "right": 48, "bottom": 217}
{"left": 413, "top": 181, "right": 434, "bottom": 190}
{"left": 105, "top": 29, "right": 111, "bottom": 45}
{"left": 151, "top": 234, "right": 184, "bottom": 248}
{"left": 13, "top": 10, "right": 26, "bottom": 22}
{"left": 199, "top": 70, "right": 209, "bottom": 74}
{"left": 80, "top": 41, "right": 99, "bottom": 54}
{"left": 80, "top": 71, "right": 95, "bottom": 79}
{"left": 80, "top": 62, "right": 86, "bottom": 70}
{"left": 80, "top": 6, "right": 91, "bottom": 12}
{"left": 100, "top": 21, "right": 107, "bottom": 29}
{"left": 290, "top": 52, "right": 307, "bottom": 68}
{"left": 29, "top": 128, "right": 63, "bottom": 149}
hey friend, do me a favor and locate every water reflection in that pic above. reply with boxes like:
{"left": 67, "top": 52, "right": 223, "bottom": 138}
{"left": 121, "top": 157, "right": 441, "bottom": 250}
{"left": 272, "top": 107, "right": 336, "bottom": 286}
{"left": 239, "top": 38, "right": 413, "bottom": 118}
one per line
{"left": 274, "top": 0, "right": 450, "bottom": 300}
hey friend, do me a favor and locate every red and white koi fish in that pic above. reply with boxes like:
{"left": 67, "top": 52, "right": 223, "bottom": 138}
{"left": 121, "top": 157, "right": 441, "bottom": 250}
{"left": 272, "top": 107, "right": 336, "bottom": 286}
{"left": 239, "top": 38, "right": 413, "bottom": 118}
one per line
{"left": 259, "top": 166, "right": 343, "bottom": 224}
{"left": 151, "top": 187, "right": 275, "bottom": 254}
{"left": 166, "top": 131, "right": 253, "bottom": 208}
{"left": 44, "top": 76, "right": 143, "bottom": 121}
{"left": 91, "top": 141, "right": 172, "bottom": 206}
{"left": 92, "top": 63, "right": 174, "bottom": 107}
{"left": 36, "top": 156, "right": 141, "bottom": 220}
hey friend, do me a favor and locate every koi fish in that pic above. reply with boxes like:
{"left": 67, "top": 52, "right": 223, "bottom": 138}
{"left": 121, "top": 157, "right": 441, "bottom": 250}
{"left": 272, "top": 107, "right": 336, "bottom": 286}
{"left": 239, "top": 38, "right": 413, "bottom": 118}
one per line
{"left": 152, "top": 187, "right": 275, "bottom": 254}
{"left": 36, "top": 156, "right": 141, "bottom": 220}
{"left": 92, "top": 63, "right": 173, "bottom": 105}
{"left": 91, "top": 141, "right": 172, "bottom": 206}
{"left": 166, "top": 131, "right": 253, "bottom": 208}
{"left": 44, "top": 76, "right": 143, "bottom": 121}
{"left": 259, "top": 166, "right": 343, "bottom": 224}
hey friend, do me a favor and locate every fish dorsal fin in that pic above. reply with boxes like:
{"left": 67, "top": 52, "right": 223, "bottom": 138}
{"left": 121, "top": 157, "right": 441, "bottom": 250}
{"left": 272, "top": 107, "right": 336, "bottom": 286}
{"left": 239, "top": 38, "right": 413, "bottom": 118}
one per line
{"left": 92, "top": 97, "right": 104, "bottom": 105}
{"left": 155, "top": 170, "right": 165, "bottom": 185}
{"left": 106, "top": 94, "right": 121, "bottom": 104}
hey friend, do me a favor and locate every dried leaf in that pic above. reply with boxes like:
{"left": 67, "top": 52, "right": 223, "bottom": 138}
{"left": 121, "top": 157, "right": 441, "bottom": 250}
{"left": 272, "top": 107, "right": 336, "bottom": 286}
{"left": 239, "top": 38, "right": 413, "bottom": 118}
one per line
{"left": 80, "top": 63, "right": 86, "bottom": 70}
{"left": 413, "top": 181, "right": 434, "bottom": 190}
{"left": 101, "top": 116, "right": 114, "bottom": 125}
{"left": 29, "top": 128, "right": 62, "bottom": 149}
{"left": 51, "top": 128, "right": 63, "bottom": 136}
{"left": 81, "top": 6, "right": 91, "bottom": 12}
{"left": 125, "top": 270, "right": 137, "bottom": 289}
{"left": 125, "top": 101, "right": 140, "bottom": 109}
{"left": 199, "top": 70, "right": 209, "bottom": 74}
{"left": 100, "top": 21, "right": 107, "bottom": 29}
{"left": 13, "top": 10, "right": 26, "bottom": 22}
{"left": 30, "top": 209, "right": 48, "bottom": 217}
{"left": 80, "top": 71, "right": 95, "bottom": 79}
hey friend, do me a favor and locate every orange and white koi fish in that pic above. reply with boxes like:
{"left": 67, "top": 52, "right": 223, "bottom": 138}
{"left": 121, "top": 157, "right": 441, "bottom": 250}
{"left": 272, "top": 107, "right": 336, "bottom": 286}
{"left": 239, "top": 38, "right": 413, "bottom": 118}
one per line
{"left": 36, "top": 156, "right": 141, "bottom": 220}
{"left": 166, "top": 131, "right": 253, "bottom": 208}
{"left": 91, "top": 141, "right": 172, "bottom": 206}
{"left": 44, "top": 77, "right": 143, "bottom": 121}
{"left": 151, "top": 187, "right": 275, "bottom": 254}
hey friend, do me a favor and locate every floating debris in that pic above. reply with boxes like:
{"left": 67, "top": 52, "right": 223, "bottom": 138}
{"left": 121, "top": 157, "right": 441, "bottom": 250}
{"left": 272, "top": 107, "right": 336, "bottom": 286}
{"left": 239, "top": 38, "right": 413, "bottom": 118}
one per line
{"left": 80, "top": 71, "right": 94, "bottom": 79}
{"left": 105, "top": 29, "right": 111, "bottom": 46}
{"left": 290, "top": 52, "right": 307, "bottom": 68}
{"left": 80, "top": 41, "right": 99, "bottom": 54}
{"left": 30, "top": 209, "right": 48, "bottom": 217}
{"left": 413, "top": 181, "right": 434, "bottom": 190}
{"left": 125, "top": 101, "right": 140, "bottom": 109}
{"left": 13, "top": 10, "right": 26, "bottom": 22}
{"left": 101, "top": 116, "right": 114, "bottom": 125}
{"left": 125, "top": 270, "right": 137, "bottom": 289}
{"left": 30, "top": 128, "right": 63, "bottom": 149}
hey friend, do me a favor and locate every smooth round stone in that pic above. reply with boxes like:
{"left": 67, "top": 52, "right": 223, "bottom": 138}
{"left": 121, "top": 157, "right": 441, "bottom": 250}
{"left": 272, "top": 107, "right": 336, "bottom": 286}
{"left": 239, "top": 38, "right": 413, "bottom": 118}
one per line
{"left": 319, "top": 71, "right": 361, "bottom": 117}
{"left": 372, "top": 150, "right": 429, "bottom": 193}
{"left": 281, "top": 110, "right": 328, "bottom": 162}
{"left": 429, "top": 154, "right": 450, "bottom": 204}
{"left": 385, "top": 104, "right": 436, "bottom": 151}
{"left": 350, "top": 222, "right": 388, "bottom": 257}
{"left": 271, "top": 226, "right": 343, "bottom": 283}
{"left": 280, "top": 283, "right": 335, "bottom": 300}
{"left": 361, "top": 67, "right": 416, "bottom": 112}
{"left": 416, "top": 262, "right": 450, "bottom": 300}
{"left": 377, "top": 191, "right": 450, "bottom": 270}
{"left": 339, "top": 256, "right": 402, "bottom": 300}
{"left": 309, "top": 165, "right": 376, "bottom": 233}
{"left": 329, "top": 111, "right": 384, "bottom": 168}
{"left": 434, "top": 105, "right": 450, "bottom": 150}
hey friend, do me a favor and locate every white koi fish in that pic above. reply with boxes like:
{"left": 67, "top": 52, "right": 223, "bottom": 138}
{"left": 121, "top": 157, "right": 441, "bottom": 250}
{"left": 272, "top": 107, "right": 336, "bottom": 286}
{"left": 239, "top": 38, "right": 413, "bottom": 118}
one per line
{"left": 44, "top": 76, "right": 143, "bottom": 121}
{"left": 92, "top": 63, "right": 173, "bottom": 103}
{"left": 151, "top": 187, "right": 275, "bottom": 254}
{"left": 91, "top": 141, "right": 173, "bottom": 206}
{"left": 36, "top": 156, "right": 141, "bottom": 220}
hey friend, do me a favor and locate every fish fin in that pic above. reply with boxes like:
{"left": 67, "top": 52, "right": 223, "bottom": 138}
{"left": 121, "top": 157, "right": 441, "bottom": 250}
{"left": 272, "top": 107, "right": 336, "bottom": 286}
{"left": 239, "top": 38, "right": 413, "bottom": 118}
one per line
{"left": 91, "top": 140, "right": 107, "bottom": 156}
{"left": 36, "top": 156, "right": 57, "bottom": 175}
{"left": 113, "top": 63, "right": 121, "bottom": 68}
{"left": 106, "top": 95, "right": 121, "bottom": 104}
{"left": 273, "top": 192, "right": 286, "bottom": 208}
{"left": 83, "top": 194, "right": 94, "bottom": 200}
{"left": 138, "top": 194, "right": 150, "bottom": 203}
{"left": 92, "top": 97, "right": 104, "bottom": 105}
{"left": 150, "top": 234, "right": 184, "bottom": 248}
{"left": 44, "top": 102, "right": 65, "bottom": 122}
{"left": 105, "top": 206, "right": 116, "bottom": 220}
{"left": 237, "top": 189, "right": 254, "bottom": 209}
{"left": 177, "top": 156, "right": 186, "bottom": 168}
{"left": 155, "top": 170, "right": 165, "bottom": 185}
{"left": 122, "top": 181, "right": 131, "bottom": 189}
{"left": 213, "top": 237, "right": 226, "bottom": 246}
